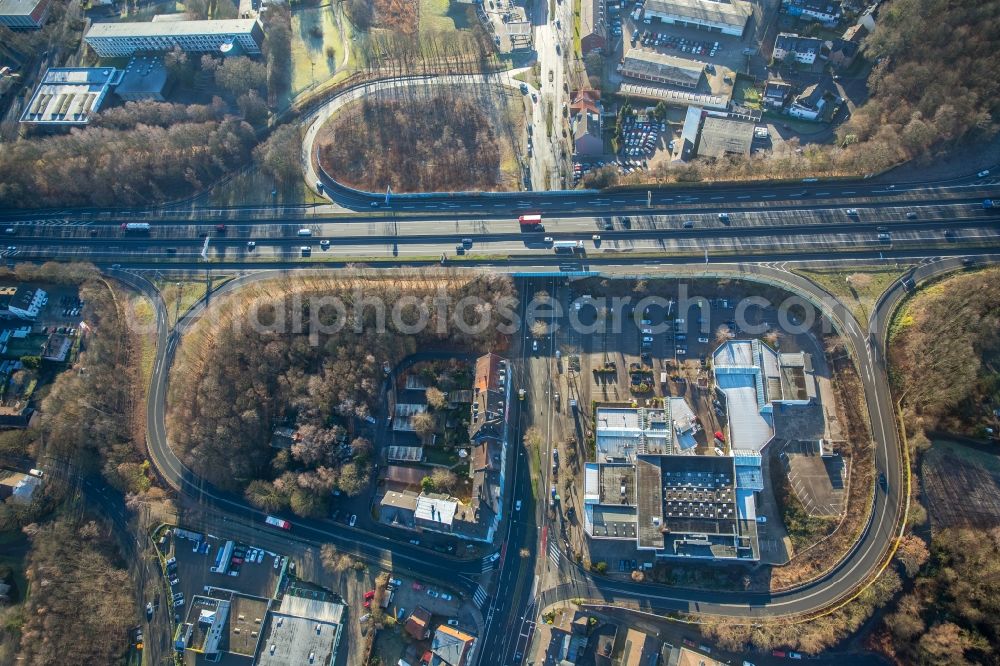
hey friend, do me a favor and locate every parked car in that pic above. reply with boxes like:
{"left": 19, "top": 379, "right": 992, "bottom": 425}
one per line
{"left": 427, "top": 589, "right": 440, "bottom": 598}
{"left": 349, "top": 514, "right": 357, "bottom": 527}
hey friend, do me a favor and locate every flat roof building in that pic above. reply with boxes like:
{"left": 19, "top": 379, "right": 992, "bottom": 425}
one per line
{"left": 257, "top": 595, "right": 345, "bottom": 666}
{"left": 115, "top": 55, "right": 170, "bottom": 102}
{"left": 20, "top": 68, "right": 119, "bottom": 126}
{"left": 584, "top": 401, "right": 759, "bottom": 560}
{"left": 697, "top": 114, "right": 755, "bottom": 158}
{"left": 0, "top": 0, "right": 49, "bottom": 29}
{"left": 619, "top": 47, "right": 704, "bottom": 88}
{"left": 643, "top": 0, "right": 751, "bottom": 37}
{"left": 84, "top": 17, "right": 263, "bottom": 57}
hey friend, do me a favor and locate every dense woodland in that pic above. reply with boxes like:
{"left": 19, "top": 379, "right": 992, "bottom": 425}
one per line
{"left": 876, "top": 528, "right": 1000, "bottom": 665}
{"left": 16, "top": 517, "right": 134, "bottom": 665}
{"left": 318, "top": 88, "right": 511, "bottom": 193}
{"left": 890, "top": 268, "right": 1000, "bottom": 436}
{"left": 167, "top": 272, "right": 515, "bottom": 515}
{"left": 0, "top": 116, "right": 256, "bottom": 208}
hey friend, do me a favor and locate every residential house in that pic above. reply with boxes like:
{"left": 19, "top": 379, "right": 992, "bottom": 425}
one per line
{"left": 763, "top": 80, "right": 792, "bottom": 109}
{"left": 0, "top": 286, "right": 47, "bottom": 320}
{"left": 430, "top": 625, "right": 476, "bottom": 666}
{"left": 380, "top": 489, "right": 419, "bottom": 529}
{"left": 0, "top": 470, "right": 40, "bottom": 503}
{"left": 580, "top": 0, "right": 605, "bottom": 54}
{"left": 404, "top": 606, "right": 433, "bottom": 641}
{"left": 788, "top": 81, "right": 841, "bottom": 120}
{"left": 784, "top": 0, "right": 841, "bottom": 26}
{"left": 570, "top": 90, "right": 604, "bottom": 157}
{"left": 826, "top": 37, "right": 859, "bottom": 69}
{"left": 620, "top": 628, "right": 660, "bottom": 666}
{"left": 842, "top": 22, "right": 868, "bottom": 44}
{"left": 772, "top": 32, "right": 824, "bottom": 65}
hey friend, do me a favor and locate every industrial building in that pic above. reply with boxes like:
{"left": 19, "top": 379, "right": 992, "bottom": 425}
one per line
{"left": 582, "top": 339, "right": 816, "bottom": 561}
{"left": 582, "top": 401, "right": 760, "bottom": 560}
{"left": 19, "top": 68, "right": 120, "bottom": 126}
{"left": 84, "top": 17, "right": 263, "bottom": 57}
{"left": 643, "top": 0, "right": 751, "bottom": 37}
{"left": 619, "top": 47, "right": 704, "bottom": 88}
{"left": 0, "top": 0, "right": 49, "bottom": 29}
{"left": 257, "top": 595, "right": 346, "bottom": 666}
{"left": 696, "top": 114, "right": 755, "bottom": 158}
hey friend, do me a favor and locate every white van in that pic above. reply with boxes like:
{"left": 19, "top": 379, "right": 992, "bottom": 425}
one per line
{"left": 297, "top": 228, "right": 313, "bottom": 237}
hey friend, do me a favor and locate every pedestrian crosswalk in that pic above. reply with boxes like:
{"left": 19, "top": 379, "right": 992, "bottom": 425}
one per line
{"left": 480, "top": 554, "right": 499, "bottom": 573}
{"left": 547, "top": 541, "right": 561, "bottom": 568}
{"left": 472, "top": 584, "right": 488, "bottom": 609}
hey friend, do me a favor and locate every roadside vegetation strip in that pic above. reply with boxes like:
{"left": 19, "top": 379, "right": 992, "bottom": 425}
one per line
{"left": 790, "top": 265, "right": 915, "bottom": 326}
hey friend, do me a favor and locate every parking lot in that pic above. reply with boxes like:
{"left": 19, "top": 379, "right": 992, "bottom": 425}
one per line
{"left": 156, "top": 528, "right": 283, "bottom": 625}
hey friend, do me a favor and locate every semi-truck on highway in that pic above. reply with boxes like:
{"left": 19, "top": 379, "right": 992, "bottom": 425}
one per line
{"left": 121, "top": 222, "right": 151, "bottom": 232}
{"left": 264, "top": 515, "right": 291, "bottom": 530}
{"left": 518, "top": 214, "right": 543, "bottom": 231}
{"left": 552, "top": 240, "right": 583, "bottom": 253}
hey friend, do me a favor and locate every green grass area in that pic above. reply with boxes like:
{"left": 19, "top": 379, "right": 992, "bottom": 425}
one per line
{"left": 1, "top": 336, "right": 45, "bottom": 360}
{"left": 290, "top": 3, "right": 361, "bottom": 97}
{"left": 928, "top": 439, "right": 1000, "bottom": 475}
{"left": 130, "top": 294, "right": 157, "bottom": 389}
{"left": 792, "top": 264, "right": 914, "bottom": 326}
{"left": 420, "top": 0, "right": 474, "bottom": 33}
{"left": 153, "top": 275, "right": 236, "bottom": 328}
{"left": 424, "top": 447, "right": 461, "bottom": 468}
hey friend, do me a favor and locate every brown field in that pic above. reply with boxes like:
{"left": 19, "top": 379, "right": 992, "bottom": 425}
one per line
{"left": 922, "top": 439, "right": 1000, "bottom": 532}
{"left": 375, "top": 0, "right": 418, "bottom": 34}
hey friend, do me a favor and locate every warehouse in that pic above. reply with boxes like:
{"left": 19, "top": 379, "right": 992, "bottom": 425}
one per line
{"left": 643, "top": 0, "right": 751, "bottom": 37}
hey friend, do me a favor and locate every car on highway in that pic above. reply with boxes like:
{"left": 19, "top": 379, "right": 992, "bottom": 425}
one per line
{"left": 315, "top": 181, "right": 324, "bottom": 191}
{"left": 877, "top": 232, "right": 891, "bottom": 241}
{"left": 906, "top": 211, "right": 918, "bottom": 219}
{"left": 977, "top": 169, "right": 990, "bottom": 178}
{"left": 515, "top": 500, "right": 522, "bottom": 511}
{"left": 878, "top": 472, "right": 888, "bottom": 492}
{"left": 320, "top": 240, "right": 330, "bottom": 248}
{"left": 370, "top": 201, "right": 379, "bottom": 208}
{"left": 717, "top": 213, "right": 730, "bottom": 222}
{"left": 845, "top": 208, "right": 859, "bottom": 216}
{"left": 246, "top": 241, "right": 256, "bottom": 250}
{"left": 440, "top": 593, "right": 453, "bottom": 601}
{"left": 592, "top": 234, "right": 600, "bottom": 242}
{"left": 682, "top": 221, "right": 694, "bottom": 228}
{"left": 349, "top": 514, "right": 357, "bottom": 526}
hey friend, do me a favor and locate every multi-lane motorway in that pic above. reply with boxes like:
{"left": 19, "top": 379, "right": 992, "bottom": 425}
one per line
{"left": 7, "top": 164, "right": 996, "bottom": 663}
